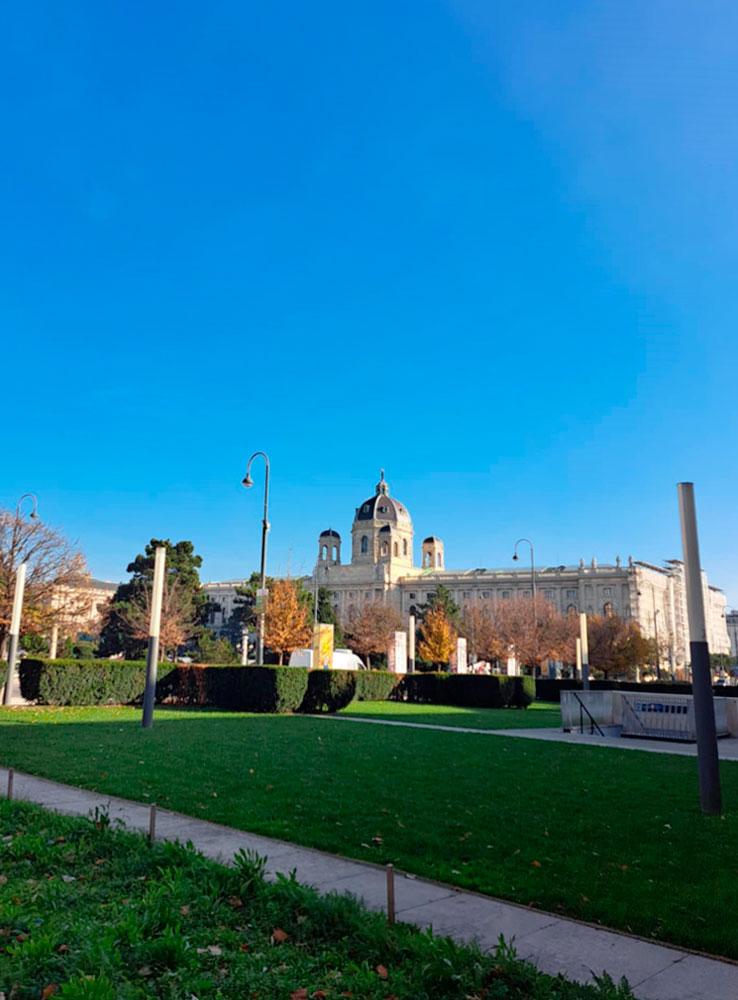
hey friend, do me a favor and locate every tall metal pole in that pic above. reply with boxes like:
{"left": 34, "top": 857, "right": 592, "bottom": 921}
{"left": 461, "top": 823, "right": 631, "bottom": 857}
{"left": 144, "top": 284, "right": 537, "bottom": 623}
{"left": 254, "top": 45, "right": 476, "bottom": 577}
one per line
{"left": 2, "top": 563, "right": 27, "bottom": 705}
{"left": 579, "top": 612, "right": 590, "bottom": 690}
{"left": 242, "top": 452, "right": 270, "bottom": 666}
{"left": 408, "top": 614, "right": 416, "bottom": 673}
{"left": 652, "top": 593, "right": 662, "bottom": 680}
{"left": 513, "top": 538, "right": 536, "bottom": 671}
{"left": 575, "top": 636, "right": 581, "bottom": 681}
{"left": 678, "top": 482, "right": 721, "bottom": 815}
{"left": 142, "top": 547, "right": 166, "bottom": 729}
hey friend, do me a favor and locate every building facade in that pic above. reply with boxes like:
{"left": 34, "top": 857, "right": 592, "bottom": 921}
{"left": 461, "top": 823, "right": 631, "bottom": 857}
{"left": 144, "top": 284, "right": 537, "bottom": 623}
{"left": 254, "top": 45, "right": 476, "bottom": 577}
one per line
{"left": 727, "top": 610, "right": 738, "bottom": 662}
{"left": 202, "top": 472, "right": 731, "bottom": 669}
{"left": 302, "top": 472, "right": 730, "bottom": 670}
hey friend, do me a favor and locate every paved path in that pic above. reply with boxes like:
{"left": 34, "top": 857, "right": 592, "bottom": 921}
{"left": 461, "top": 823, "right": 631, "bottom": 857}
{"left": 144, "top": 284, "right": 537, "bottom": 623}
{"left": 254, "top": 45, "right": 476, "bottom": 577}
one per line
{"left": 2, "top": 767, "right": 736, "bottom": 999}
{"left": 325, "top": 713, "right": 738, "bottom": 759}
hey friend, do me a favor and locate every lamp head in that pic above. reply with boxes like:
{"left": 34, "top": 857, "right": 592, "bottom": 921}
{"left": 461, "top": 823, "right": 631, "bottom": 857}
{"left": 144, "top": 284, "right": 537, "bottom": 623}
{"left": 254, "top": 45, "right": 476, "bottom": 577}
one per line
{"left": 242, "top": 473, "right": 254, "bottom": 489}
{"left": 512, "top": 553, "right": 519, "bottom": 562}
{"left": 29, "top": 509, "right": 39, "bottom": 520}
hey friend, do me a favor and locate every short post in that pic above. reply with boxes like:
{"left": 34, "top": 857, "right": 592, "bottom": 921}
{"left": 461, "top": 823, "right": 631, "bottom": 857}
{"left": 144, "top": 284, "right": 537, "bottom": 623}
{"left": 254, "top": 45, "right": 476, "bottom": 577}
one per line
{"left": 579, "top": 613, "right": 590, "bottom": 690}
{"left": 678, "top": 483, "right": 721, "bottom": 815}
{"left": 407, "top": 615, "right": 415, "bottom": 674}
{"left": 386, "top": 863, "right": 395, "bottom": 924}
{"left": 575, "top": 637, "right": 581, "bottom": 681}
{"left": 142, "top": 547, "right": 166, "bottom": 729}
{"left": 49, "top": 623, "right": 59, "bottom": 661}
{"left": 240, "top": 628, "right": 248, "bottom": 666}
{"left": 7, "top": 768, "right": 14, "bottom": 800}
{"left": 149, "top": 803, "right": 157, "bottom": 843}
{"left": 2, "top": 563, "right": 27, "bottom": 706}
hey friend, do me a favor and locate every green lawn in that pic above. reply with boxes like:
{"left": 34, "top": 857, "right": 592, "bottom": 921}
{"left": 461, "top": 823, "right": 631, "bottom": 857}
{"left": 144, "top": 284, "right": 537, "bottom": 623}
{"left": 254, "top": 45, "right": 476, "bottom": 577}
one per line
{"left": 1, "top": 800, "right": 633, "bottom": 999}
{"left": 1, "top": 705, "right": 737, "bottom": 960}
{"left": 339, "top": 700, "right": 561, "bottom": 729}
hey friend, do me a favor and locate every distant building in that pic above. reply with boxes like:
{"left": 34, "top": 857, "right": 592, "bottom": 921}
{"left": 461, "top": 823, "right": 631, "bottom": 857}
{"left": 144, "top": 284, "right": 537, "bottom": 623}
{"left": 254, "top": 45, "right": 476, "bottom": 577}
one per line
{"left": 202, "top": 472, "right": 731, "bottom": 670}
{"left": 51, "top": 578, "right": 118, "bottom": 638}
{"left": 301, "top": 471, "right": 730, "bottom": 671}
{"left": 727, "top": 610, "right": 738, "bottom": 662}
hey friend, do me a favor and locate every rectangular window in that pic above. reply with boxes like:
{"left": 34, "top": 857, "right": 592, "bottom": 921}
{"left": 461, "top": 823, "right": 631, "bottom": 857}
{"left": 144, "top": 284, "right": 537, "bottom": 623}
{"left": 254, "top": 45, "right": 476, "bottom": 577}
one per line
{"left": 603, "top": 587, "right": 613, "bottom": 596}
{"left": 409, "top": 592, "right": 416, "bottom": 600}
{"left": 545, "top": 590, "right": 554, "bottom": 599}
{"left": 463, "top": 591, "right": 471, "bottom": 599}
{"left": 567, "top": 589, "right": 577, "bottom": 598}
{"left": 365, "top": 591, "right": 371, "bottom": 599}
{"left": 482, "top": 591, "right": 490, "bottom": 599}
{"left": 502, "top": 590, "right": 511, "bottom": 599}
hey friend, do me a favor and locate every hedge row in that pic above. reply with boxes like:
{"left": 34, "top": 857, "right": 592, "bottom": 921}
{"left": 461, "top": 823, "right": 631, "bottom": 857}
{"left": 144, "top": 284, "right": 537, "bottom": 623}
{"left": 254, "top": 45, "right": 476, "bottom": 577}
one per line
{"left": 535, "top": 678, "right": 738, "bottom": 702}
{"left": 4, "top": 660, "right": 534, "bottom": 713}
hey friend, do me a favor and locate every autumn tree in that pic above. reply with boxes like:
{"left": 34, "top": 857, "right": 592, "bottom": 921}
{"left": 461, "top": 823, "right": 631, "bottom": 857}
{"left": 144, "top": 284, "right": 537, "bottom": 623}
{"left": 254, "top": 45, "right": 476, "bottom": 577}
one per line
{"left": 116, "top": 576, "right": 200, "bottom": 659}
{"left": 99, "top": 539, "right": 206, "bottom": 659}
{"left": 263, "top": 578, "right": 312, "bottom": 664}
{"left": 345, "top": 602, "right": 402, "bottom": 669}
{"left": 418, "top": 607, "right": 455, "bottom": 668}
{"left": 0, "top": 506, "right": 88, "bottom": 656}
{"left": 587, "top": 615, "right": 652, "bottom": 679}
{"left": 418, "top": 584, "right": 460, "bottom": 627}
{"left": 460, "top": 604, "right": 506, "bottom": 664}
{"left": 494, "top": 596, "right": 574, "bottom": 672}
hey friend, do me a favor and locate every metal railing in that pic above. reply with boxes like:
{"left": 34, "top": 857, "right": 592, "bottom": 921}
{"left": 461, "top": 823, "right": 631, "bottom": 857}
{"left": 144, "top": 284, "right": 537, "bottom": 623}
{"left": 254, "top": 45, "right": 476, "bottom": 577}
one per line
{"left": 572, "top": 692, "right": 605, "bottom": 736}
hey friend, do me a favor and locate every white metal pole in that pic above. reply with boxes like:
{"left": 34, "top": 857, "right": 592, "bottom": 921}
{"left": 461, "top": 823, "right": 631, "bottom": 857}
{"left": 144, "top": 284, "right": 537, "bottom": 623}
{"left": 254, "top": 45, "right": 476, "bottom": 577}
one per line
{"left": 678, "top": 483, "right": 721, "bottom": 814}
{"left": 575, "top": 636, "right": 582, "bottom": 681}
{"left": 579, "top": 613, "right": 590, "bottom": 689}
{"left": 2, "top": 563, "right": 27, "bottom": 706}
{"left": 142, "top": 547, "right": 166, "bottom": 729}
{"left": 49, "top": 623, "right": 59, "bottom": 660}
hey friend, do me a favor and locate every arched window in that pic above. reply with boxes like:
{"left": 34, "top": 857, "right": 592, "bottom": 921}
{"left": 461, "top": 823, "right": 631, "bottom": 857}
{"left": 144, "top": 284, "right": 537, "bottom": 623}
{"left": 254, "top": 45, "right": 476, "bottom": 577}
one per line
{"left": 321, "top": 545, "right": 327, "bottom": 560}
{"left": 604, "top": 602, "right": 615, "bottom": 618}
{"left": 403, "top": 539, "right": 408, "bottom": 556}
{"left": 567, "top": 604, "right": 577, "bottom": 616}
{"left": 361, "top": 535, "right": 368, "bottom": 554}
{"left": 393, "top": 542, "right": 398, "bottom": 557}
{"left": 381, "top": 542, "right": 388, "bottom": 557}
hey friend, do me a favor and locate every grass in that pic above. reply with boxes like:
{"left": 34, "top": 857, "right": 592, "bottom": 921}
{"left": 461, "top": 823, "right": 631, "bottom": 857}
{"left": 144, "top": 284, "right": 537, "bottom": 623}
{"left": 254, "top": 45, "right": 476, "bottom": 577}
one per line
{"left": 1, "top": 705, "right": 738, "bottom": 959}
{"left": 0, "top": 799, "right": 636, "bottom": 999}
{"left": 339, "top": 701, "right": 561, "bottom": 730}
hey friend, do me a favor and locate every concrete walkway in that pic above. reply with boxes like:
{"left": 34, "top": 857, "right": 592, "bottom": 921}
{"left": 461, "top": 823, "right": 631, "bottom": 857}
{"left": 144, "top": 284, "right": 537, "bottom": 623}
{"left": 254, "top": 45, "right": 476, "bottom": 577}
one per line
{"left": 324, "top": 713, "right": 738, "bottom": 759}
{"left": 2, "top": 767, "right": 736, "bottom": 999}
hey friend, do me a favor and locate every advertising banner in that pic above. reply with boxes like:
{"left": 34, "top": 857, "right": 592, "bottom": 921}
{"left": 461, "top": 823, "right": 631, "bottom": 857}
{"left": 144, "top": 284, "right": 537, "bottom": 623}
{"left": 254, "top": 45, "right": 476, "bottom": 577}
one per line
{"left": 312, "top": 623, "right": 334, "bottom": 670}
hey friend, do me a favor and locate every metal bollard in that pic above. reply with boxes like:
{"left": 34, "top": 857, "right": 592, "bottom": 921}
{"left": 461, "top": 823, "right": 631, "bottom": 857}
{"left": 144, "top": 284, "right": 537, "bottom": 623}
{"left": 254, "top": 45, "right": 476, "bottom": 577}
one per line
{"left": 386, "top": 863, "right": 395, "bottom": 924}
{"left": 7, "top": 768, "right": 14, "bottom": 800}
{"left": 149, "top": 803, "right": 156, "bottom": 844}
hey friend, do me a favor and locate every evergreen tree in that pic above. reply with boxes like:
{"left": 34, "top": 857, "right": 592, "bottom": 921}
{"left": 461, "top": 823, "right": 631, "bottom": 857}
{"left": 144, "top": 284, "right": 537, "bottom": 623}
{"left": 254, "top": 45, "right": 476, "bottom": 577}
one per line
{"left": 99, "top": 539, "right": 206, "bottom": 659}
{"left": 418, "top": 583, "right": 461, "bottom": 627}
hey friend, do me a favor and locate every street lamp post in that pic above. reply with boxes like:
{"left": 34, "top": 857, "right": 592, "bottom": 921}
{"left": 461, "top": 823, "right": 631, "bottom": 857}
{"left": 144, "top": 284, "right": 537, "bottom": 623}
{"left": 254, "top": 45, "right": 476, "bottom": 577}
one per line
{"left": 242, "top": 452, "right": 270, "bottom": 666}
{"left": 653, "top": 605, "right": 662, "bottom": 680}
{"left": 513, "top": 538, "right": 536, "bottom": 673}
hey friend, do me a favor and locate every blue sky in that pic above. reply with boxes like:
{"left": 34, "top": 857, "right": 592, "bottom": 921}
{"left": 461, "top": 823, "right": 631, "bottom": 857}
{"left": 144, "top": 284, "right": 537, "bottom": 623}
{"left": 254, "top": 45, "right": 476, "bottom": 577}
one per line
{"left": 3, "top": 1, "right": 737, "bottom": 605}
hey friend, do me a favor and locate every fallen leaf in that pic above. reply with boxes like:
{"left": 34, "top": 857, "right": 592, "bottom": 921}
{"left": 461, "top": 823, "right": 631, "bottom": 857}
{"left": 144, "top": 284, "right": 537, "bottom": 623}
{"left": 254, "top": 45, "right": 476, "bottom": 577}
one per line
{"left": 61, "top": 875, "right": 76, "bottom": 883}
{"left": 57, "top": 944, "right": 69, "bottom": 953}
{"left": 180, "top": 905, "right": 191, "bottom": 916}
{"left": 207, "top": 945, "right": 222, "bottom": 956}
{"left": 228, "top": 896, "right": 243, "bottom": 909}
{"left": 212, "top": 792, "right": 218, "bottom": 798}
{"left": 240, "top": 943, "right": 250, "bottom": 952}
{"left": 621, "top": 865, "right": 628, "bottom": 872}
{"left": 531, "top": 860, "right": 542, "bottom": 868}
{"left": 272, "top": 928, "right": 288, "bottom": 944}
{"left": 312, "top": 992, "right": 329, "bottom": 999}
{"left": 42, "top": 986, "right": 57, "bottom": 999}
{"left": 0, "top": 876, "right": 6, "bottom": 884}
{"left": 138, "top": 967, "right": 152, "bottom": 977}
{"left": 376, "top": 965, "right": 389, "bottom": 980}
{"left": 290, "top": 990, "right": 308, "bottom": 1000}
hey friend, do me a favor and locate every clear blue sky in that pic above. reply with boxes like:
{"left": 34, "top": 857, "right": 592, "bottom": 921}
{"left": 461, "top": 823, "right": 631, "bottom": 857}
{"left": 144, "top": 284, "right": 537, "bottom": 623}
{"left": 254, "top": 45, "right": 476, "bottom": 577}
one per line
{"left": 3, "top": 1, "right": 737, "bottom": 605}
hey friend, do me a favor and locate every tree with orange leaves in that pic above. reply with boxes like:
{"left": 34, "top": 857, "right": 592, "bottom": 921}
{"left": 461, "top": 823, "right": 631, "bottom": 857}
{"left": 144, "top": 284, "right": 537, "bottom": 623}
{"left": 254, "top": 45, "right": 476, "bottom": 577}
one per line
{"left": 263, "top": 578, "right": 312, "bottom": 665}
{"left": 418, "top": 606, "right": 455, "bottom": 668}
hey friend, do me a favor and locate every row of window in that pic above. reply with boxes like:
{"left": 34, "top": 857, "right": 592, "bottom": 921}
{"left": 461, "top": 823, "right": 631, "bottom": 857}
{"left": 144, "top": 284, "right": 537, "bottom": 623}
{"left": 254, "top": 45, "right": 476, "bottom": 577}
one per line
{"left": 360, "top": 535, "right": 409, "bottom": 557}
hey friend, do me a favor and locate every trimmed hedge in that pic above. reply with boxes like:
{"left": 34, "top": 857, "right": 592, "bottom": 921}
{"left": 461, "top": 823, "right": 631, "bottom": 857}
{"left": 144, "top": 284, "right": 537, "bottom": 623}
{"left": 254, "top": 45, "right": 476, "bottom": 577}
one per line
{"left": 397, "top": 673, "right": 534, "bottom": 709}
{"left": 18, "top": 659, "right": 148, "bottom": 706}
{"left": 300, "top": 670, "right": 357, "bottom": 714}
{"left": 160, "top": 665, "right": 309, "bottom": 713}
{"left": 354, "top": 669, "right": 401, "bottom": 702}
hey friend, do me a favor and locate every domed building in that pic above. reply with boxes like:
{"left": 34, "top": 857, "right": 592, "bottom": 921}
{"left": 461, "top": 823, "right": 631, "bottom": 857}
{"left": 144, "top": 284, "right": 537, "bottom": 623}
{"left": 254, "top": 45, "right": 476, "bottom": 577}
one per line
{"left": 299, "top": 470, "right": 731, "bottom": 670}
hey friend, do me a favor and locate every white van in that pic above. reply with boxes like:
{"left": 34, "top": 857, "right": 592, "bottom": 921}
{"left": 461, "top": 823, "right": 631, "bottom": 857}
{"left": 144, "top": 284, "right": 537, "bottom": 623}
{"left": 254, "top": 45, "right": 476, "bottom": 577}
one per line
{"left": 288, "top": 648, "right": 364, "bottom": 670}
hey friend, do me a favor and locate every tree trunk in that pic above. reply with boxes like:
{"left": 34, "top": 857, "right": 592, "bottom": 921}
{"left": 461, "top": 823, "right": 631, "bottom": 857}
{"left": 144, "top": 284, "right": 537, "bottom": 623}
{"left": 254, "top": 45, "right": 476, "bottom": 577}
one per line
{"left": 365, "top": 654, "right": 371, "bottom": 670}
{"left": 278, "top": 651, "right": 283, "bottom": 665}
